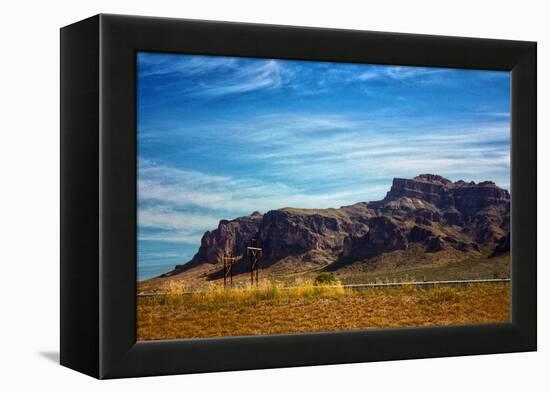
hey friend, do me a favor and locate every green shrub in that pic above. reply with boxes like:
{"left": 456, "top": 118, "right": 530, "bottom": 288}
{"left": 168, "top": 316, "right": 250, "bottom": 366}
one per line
{"left": 314, "top": 273, "right": 340, "bottom": 286}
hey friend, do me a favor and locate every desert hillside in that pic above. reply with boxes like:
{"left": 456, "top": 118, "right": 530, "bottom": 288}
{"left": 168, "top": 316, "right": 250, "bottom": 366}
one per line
{"left": 140, "top": 174, "right": 510, "bottom": 290}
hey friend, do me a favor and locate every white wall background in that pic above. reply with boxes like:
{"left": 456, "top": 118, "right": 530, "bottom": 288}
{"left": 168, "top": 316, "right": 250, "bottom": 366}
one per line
{"left": 0, "top": 0, "right": 546, "bottom": 390}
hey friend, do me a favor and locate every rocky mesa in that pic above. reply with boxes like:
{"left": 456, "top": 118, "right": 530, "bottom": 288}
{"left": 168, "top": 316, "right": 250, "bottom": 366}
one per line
{"left": 162, "top": 174, "right": 510, "bottom": 280}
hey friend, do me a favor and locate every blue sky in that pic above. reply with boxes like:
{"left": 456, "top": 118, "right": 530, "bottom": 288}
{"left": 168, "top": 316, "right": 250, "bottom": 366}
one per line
{"left": 136, "top": 52, "right": 510, "bottom": 281}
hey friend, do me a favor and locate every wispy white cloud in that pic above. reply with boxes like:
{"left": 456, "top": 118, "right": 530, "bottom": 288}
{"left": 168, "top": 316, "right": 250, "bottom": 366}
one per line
{"left": 138, "top": 53, "right": 238, "bottom": 78}
{"left": 483, "top": 112, "right": 511, "bottom": 118}
{"left": 354, "top": 65, "right": 449, "bottom": 84}
{"left": 137, "top": 111, "right": 510, "bottom": 246}
{"left": 139, "top": 54, "right": 290, "bottom": 98}
{"left": 138, "top": 160, "right": 382, "bottom": 217}
{"left": 138, "top": 231, "right": 205, "bottom": 244}
{"left": 220, "top": 113, "right": 511, "bottom": 190}
{"left": 200, "top": 60, "right": 286, "bottom": 96}
{"left": 138, "top": 206, "right": 219, "bottom": 231}
{"left": 385, "top": 66, "right": 447, "bottom": 80}
{"left": 137, "top": 251, "right": 185, "bottom": 259}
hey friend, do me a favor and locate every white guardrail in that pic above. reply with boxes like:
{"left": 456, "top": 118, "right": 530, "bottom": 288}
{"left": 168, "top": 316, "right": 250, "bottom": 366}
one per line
{"left": 137, "top": 278, "right": 510, "bottom": 297}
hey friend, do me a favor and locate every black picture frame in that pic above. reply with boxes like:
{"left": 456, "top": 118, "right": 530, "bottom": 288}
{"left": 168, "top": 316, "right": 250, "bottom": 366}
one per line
{"left": 60, "top": 14, "right": 537, "bottom": 379}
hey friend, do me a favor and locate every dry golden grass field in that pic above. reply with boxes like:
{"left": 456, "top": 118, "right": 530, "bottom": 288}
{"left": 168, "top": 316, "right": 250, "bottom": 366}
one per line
{"left": 137, "top": 282, "right": 510, "bottom": 341}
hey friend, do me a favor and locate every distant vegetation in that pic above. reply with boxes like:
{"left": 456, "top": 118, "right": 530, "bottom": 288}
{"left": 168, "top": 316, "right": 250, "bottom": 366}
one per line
{"left": 336, "top": 252, "right": 510, "bottom": 285}
{"left": 159, "top": 278, "right": 346, "bottom": 309}
{"left": 314, "top": 273, "right": 340, "bottom": 286}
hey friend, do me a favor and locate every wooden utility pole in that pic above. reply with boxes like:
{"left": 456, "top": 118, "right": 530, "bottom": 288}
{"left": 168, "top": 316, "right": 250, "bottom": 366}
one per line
{"left": 247, "top": 238, "right": 262, "bottom": 286}
{"left": 221, "top": 251, "right": 238, "bottom": 288}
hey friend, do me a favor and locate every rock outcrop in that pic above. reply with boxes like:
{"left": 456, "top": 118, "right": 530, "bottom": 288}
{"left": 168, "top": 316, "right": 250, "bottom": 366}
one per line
{"left": 382, "top": 174, "right": 509, "bottom": 215}
{"left": 257, "top": 204, "right": 372, "bottom": 265}
{"left": 176, "top": 211, "right": 263, "bottom": 271}
{"left": 169, "top": 174, "right": 510, "bottom": 276}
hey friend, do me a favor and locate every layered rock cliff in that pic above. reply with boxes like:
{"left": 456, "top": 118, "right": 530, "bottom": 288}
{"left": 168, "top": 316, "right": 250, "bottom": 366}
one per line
{"left": 169, "top": 174, "right": 510, "bottom": 276}
{"left": 179, "top": 211, "right": 264, "bottom": 270}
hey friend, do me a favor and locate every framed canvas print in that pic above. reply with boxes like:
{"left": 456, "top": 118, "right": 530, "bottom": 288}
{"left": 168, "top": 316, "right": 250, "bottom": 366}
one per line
{"left": 60, "top": 14, "right": 536, "bottom": 379}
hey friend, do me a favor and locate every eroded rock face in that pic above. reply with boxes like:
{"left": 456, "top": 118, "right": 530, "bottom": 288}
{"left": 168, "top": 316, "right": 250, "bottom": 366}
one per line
{"left": 385, "top": 176, "right": 455, "bottom": 208}
{"left": 443, "top": 208, "right": 464, "bottom": 226}
{"left": 453, "top": 181, "right": 510, "bottom": 216}
{"left": 258, "top": 206, "right": 372, "bottom": 264}
{"left": 342, "top": 216, "right": 409, "bottom": 261}
{"left": 183, "top": 211, "right": 264, "bottom": 269}
{"left": 384, "top": 174, "right": 510, "bottom": 215}
{"left": 169, "top": 174, "right": 510, "bottom": 275}
{"left": 408, "top": 225, "right": 435, "bottom": 242}
{"left": 426, "top": 236, "right": 446, "bottom": 252}
{"left": 490, "top": 232, "right": 510, "bottom": 257}
{"left": 366, "top": 216, "right": 408, "bottom": 253}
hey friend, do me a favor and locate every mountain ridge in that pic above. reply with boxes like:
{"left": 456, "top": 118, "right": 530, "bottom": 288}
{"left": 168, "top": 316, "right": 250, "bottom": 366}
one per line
{"left": 160, "top": 174, "right": 510, "bottom": 280}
